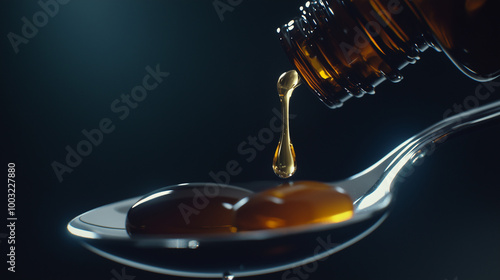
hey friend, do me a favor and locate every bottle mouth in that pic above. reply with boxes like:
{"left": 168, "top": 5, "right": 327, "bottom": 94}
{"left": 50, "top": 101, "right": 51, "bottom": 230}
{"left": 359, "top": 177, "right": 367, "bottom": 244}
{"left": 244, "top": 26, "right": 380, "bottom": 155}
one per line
{"left": 277, "top": 1, "right": 379, "bottom": 109}
{"left": 277, "top": 18, "right": 355, "bottom": 109}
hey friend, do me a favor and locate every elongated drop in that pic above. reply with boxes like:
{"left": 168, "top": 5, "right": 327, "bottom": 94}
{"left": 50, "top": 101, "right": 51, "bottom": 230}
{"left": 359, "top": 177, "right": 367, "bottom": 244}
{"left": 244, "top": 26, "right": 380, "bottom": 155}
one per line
{"left": 273, "top": 70, "right": 301, "bottom": 178}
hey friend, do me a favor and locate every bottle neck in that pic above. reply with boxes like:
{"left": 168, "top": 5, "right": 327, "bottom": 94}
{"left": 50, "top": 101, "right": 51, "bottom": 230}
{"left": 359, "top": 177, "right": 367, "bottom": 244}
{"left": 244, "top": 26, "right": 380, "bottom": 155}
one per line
{"left": 278, "top": 0, "right": 436, "bottom": 108}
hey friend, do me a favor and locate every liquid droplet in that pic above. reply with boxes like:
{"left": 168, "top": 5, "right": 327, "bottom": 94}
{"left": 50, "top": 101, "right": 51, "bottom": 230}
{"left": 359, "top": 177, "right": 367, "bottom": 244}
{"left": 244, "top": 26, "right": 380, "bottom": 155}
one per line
{"left": 387, "top": 71, "right": 403, "bottom": 83}
{"left": 273, "top": 70, "right": 301, "bottom": 178}
{"left": 126, "top": 183, "right": 252, "bottom": 236}
{"left": 234, "top": 181, "right": 354, "bottom": 231}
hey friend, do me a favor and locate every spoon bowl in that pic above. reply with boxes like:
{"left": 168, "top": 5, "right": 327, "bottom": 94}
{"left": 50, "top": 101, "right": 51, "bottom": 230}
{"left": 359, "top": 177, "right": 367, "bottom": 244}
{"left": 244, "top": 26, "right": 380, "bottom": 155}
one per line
{"left": 68, "top": 189, "right": 388, "bottom": 278}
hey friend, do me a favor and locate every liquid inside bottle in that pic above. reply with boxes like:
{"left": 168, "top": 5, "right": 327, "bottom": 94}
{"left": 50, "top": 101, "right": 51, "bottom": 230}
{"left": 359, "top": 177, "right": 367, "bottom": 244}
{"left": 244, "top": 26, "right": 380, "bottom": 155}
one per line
{"left": 233, "top": 181, "right": 354, "bottom": 231}
{"left": 126, "top": 183, "right": 252, "bottom": 236}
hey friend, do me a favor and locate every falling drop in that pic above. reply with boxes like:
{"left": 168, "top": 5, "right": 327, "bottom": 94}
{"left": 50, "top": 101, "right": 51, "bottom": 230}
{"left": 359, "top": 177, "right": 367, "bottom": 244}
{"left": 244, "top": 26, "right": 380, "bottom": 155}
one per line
{"left": 273, "top": 70, "right": 301, "bottom": 178}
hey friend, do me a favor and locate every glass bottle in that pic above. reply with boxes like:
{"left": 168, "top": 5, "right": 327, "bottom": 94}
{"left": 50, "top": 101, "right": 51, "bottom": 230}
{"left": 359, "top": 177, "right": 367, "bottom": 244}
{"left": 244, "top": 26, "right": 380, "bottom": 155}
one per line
{"left": 278, "top": 0, "right": 500, "bottom": 108}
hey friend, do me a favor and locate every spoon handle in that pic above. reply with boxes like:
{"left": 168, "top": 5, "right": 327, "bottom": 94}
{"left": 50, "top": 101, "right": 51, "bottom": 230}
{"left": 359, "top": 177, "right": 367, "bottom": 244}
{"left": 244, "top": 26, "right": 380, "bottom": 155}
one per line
{"left": 355, "top": 98, "right": 500, "bottom": 211}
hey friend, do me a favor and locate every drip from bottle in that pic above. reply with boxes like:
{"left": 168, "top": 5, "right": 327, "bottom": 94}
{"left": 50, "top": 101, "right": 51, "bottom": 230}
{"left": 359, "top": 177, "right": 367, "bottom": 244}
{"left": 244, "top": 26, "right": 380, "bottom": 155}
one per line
{"left": 273, "top": 70, "right": 301, "bottom": 178}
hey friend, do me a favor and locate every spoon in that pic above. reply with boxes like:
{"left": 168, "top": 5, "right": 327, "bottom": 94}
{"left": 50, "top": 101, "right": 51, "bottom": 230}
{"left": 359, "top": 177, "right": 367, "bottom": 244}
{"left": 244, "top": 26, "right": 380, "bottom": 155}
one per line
{"left": 67, "top": 99, "right": 500, "bottom": 279}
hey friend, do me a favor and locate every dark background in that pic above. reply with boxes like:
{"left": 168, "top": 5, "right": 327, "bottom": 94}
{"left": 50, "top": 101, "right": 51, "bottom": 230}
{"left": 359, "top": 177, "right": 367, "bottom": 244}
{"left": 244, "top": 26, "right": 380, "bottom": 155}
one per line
{"left": 1, "top": 1, "right": 500, "bottom": 279}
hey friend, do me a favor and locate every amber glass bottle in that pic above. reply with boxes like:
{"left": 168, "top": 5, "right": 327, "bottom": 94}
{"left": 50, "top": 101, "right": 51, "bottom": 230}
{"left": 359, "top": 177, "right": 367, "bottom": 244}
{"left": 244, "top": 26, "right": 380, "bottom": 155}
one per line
{"left": 278, "top": 0, "right": 500, "bottom": 108}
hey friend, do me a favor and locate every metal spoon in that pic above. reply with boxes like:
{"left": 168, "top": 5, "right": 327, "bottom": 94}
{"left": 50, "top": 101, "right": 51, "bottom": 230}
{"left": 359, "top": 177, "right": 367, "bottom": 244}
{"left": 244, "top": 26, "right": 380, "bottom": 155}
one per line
{"left": 67, "top": 99, "right": 500, "bottom": 279}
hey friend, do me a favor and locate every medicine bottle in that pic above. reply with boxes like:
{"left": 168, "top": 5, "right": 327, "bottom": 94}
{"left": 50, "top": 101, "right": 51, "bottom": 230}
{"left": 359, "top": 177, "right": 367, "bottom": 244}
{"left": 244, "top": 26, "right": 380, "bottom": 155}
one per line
{"left": 278, "top": 0, "right": 500, "bottom": 108}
